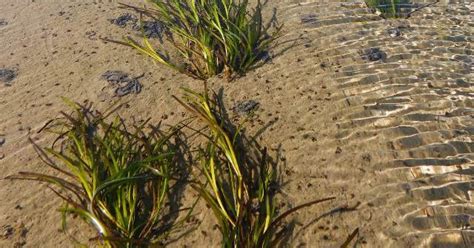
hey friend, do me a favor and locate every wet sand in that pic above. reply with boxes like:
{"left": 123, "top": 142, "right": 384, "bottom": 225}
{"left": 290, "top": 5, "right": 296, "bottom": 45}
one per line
{"left": 0, "top": 0, "right": 472, "bottom": 247}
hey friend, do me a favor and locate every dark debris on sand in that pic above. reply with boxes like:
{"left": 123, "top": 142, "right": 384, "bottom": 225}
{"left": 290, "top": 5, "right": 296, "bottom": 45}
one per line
{"left": 360, "top": 48, "right": 387, "bottom": 62}
{"left": 136, "top": 21, "right": 164, "bottom": 39}
{"left": 387, "top": 27, "right": 401, "bottom": 37}
{"left": 233, "top": 100, "right": 259, "bottom": 116}
{"left": 101, "top": 70, "right": 142, "bottom": 97}
{"left": 110, "top": 13, "right": 164, "bottom": 39}
{"left": 109, "top": 13, "right": 137, "bottom": 28}
{"left": 301, "top": 14, "right": 317, "bottom": 25}
{"left": 1, "top": 224, "right": 14, "bottom": 239}
{"left": 0, "top": 19, "right": 7, "bottom": 27}
{"left": 0, "top": 68, "right": 17, "bottom": 86}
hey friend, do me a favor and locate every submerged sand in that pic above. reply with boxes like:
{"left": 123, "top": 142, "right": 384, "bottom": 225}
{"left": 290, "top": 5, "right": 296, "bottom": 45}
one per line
{"left": 0, "top": 0, "right": 472, "bottom": 247}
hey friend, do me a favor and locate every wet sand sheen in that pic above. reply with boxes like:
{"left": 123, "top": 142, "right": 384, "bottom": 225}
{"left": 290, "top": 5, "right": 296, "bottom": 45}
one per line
{"left": 0, "top": 0, "right": 472, "bottom": 247}
{"left": 272, "top": 0, "right": 473, "bottom": 246}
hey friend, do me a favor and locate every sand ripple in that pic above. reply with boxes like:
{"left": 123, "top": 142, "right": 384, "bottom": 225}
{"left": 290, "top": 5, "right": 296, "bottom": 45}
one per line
{"left": 271, "top": 0, "right": 473, "bottom": 246}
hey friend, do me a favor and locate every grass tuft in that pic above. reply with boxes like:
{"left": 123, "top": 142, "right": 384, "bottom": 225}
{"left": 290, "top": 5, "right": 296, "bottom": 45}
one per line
{"left": 365, "top": 0, "right": 409, "bottom": 18}
{"left": 115, "top": 0, "right": 281, "bottom": 80}
{"left": 8, "top": 90, "right": 339, "bottom": 247}
{"left": 7, "top": 99, "right": 192, "bottom": 247}
{"left": 175, "top": 87, "right": 335, "bottom": 247}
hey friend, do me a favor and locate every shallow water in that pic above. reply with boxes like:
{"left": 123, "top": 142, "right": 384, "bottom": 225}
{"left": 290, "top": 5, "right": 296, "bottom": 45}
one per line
{"left": 271, "top": 0, "right": 473, "bottom": 246}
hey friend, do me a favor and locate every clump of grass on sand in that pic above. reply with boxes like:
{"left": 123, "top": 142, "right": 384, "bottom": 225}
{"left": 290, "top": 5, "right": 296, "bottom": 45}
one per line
{"left": 8, "top": 90, "right": 339, "bottom": 247}
{"left": 116, "top": 0, "right": 281, "bottom": 80}
{"left": 7, "top": 99, "right": 192, "bottom": 247}
{"left": 175, "top": 88, "right": 335, "bottom": 247}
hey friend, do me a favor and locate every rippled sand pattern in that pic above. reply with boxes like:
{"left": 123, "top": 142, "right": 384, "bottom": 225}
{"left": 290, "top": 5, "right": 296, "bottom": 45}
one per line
{"left": 0, "top": 0, "right": 472, "bottom": 247}
{"left": 269, "top": 0, "right": 473, "bottom": 246}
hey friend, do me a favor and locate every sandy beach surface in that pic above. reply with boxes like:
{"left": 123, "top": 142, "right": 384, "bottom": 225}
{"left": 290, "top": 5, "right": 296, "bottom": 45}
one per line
{"left": 1, "top": 0, "right": 473, "bottom": 247}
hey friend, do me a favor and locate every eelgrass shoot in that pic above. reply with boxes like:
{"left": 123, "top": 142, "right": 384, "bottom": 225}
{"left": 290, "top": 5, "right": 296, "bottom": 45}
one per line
{"left": 7, "top": 100, "right": 191, "bottom": 247}
{"left": 115, "top": 0, "right": 281, "bottom": 80}
{"left": 365, "top": 0, "right": 409, "bottom": 18}
{"left": 174, "top": 88, "right": 335, "bottom": 247}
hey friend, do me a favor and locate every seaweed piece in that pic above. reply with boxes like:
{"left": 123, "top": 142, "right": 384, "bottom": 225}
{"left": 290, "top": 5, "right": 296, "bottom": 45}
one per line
{"left": 0, "top": 68, "right": 16, "bottom": 86}
{"left": 100, "top": 70, "right": 142, "bottom": 96}
{"left": 360, "top": 48, "right": 387, "bottom": 62}
{"left": 233, "top": 100, "right": 259, "bottom": 115}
